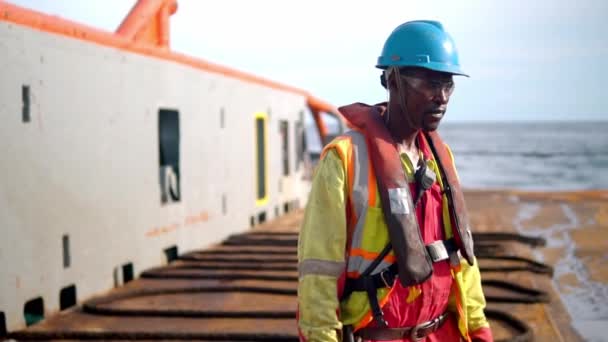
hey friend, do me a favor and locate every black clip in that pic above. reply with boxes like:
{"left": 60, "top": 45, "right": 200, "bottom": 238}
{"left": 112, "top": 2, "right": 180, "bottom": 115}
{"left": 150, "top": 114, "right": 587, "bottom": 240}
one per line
{"left": 414, "top": 159, "right": 436, "bottom": 206}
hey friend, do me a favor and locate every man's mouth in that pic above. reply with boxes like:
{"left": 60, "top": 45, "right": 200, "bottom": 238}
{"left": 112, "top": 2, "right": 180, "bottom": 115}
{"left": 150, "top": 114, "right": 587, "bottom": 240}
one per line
{"left": 427, "top": 111, "right": 444, "bottom": 120}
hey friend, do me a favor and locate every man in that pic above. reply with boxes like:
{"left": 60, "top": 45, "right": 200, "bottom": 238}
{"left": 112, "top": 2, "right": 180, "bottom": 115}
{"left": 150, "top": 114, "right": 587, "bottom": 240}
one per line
{"left": 297, "top": 20, "right": 493, "bottom": 342}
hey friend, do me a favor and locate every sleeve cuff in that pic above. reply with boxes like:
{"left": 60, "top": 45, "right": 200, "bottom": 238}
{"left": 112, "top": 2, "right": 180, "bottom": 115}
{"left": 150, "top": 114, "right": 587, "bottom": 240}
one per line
{"left": 470, "top": 326, "right": 494, "bottom": 342}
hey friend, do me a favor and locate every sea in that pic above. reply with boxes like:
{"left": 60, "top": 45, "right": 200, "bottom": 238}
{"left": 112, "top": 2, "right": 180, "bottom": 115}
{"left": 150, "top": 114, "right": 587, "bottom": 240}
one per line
{"left": 438, "top": 121, "right": 608, "bottom": 191}
{"left": 307, "top": 121, "right": 608, "bottom": 191}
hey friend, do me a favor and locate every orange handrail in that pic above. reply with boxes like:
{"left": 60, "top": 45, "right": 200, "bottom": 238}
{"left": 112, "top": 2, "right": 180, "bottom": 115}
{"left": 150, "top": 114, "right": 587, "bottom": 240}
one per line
{"left": 116, "top": 0, "right": 177, "bottom": 48}
{"left": 307, "top": 95, "right": 340, "bottom": 117}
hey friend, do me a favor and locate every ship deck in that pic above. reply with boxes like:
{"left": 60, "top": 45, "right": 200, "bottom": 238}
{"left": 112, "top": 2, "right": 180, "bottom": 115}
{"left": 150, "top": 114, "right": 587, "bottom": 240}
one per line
{"left": 7, "top": 190, "right": 607, "bottom": 341}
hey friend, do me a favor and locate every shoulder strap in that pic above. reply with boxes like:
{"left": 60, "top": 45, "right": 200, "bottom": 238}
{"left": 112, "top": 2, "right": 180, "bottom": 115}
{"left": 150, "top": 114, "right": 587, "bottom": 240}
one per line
{"left": 424, "top": 131, "right": 475, "bottom": 265}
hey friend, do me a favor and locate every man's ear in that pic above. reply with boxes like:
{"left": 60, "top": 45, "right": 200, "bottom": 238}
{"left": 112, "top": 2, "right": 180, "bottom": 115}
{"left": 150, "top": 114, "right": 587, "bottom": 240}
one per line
{"left": 380, "top": 73, "right": 387, "bottom": 89}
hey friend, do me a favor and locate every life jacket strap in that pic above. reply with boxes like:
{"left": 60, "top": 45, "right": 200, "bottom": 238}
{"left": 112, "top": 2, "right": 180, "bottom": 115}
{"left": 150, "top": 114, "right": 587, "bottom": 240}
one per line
{"left": 365, "top": 275, "right": 389, "bottom": 327}
{"left": 344, "top": 238, "right": 459, "bottom": 296}
{"left": 342, "top": 238, "right": 459, "bottom": 327}
{"left": 343, "top": 263, "right": 399, "bottom": 300}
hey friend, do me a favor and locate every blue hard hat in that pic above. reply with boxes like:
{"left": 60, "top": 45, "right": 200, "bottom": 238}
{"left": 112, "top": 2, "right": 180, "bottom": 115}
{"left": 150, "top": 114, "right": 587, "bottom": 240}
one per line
{"left": 376, "top": 20, "right": 468, "bottom": 77}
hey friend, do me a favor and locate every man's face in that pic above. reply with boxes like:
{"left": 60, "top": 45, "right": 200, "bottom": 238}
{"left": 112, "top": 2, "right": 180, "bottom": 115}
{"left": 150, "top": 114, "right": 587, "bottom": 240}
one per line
{"left": 396, "top": 68, "right": 454, "bottom": 132}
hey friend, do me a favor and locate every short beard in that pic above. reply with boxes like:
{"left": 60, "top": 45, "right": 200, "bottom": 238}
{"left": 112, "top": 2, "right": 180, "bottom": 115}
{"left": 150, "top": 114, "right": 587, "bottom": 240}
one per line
{"left": 422, "top": 121, "right": 440, "bottom": 132}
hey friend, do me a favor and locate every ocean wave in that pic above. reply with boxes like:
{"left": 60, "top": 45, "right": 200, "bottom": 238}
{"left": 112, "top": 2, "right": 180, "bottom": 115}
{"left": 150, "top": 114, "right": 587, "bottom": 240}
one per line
{"left": 452, "top": 150, "right": 608, "bottom": 158}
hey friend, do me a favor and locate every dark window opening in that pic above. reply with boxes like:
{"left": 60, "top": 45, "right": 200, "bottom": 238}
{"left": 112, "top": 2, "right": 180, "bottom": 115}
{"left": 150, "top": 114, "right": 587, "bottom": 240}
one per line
{"left": 62, "top": 234, "right": 70, "bottom": 268}
{"left": 275, "top": 206, "right": 279, "bottom": 217}
{"left": 284, "top": 202, "right": 290, "bottom": 214}
{"left": 22, "top": 85, "right": 30, "bottom": 123}
{"left": 24, "top": 297, "right": 44, "bottom": 326}
{"left": 250, "top": 216, "right": 255, "bottom": 228}
{"left": 113, "top": 267, "right": 120, "bottom": 287}
{"left": 164, "top": 246, "right": 178, "bottom": 263}
{"left": 1, "top": 311, "right": 7, "bottom": 337}
{"left": 295, "top": 120, "right": 305, "bottom": 171}
{"left": 258, "top": 211, "right": 266, "bottom": 224}
{"left": 122, "top": 263, "right": 134, "bottom": 283}
{"left": 59, "top": 285, "right": 77, "bottom": 310}
{"left": 255, "top": 116, "right": 267, "bottom": 202}
{"left": 159, "top": 109, "right": 180, "bottom": 204}
{"left": 280, "top": 120, "right": 290, "bottom": 176}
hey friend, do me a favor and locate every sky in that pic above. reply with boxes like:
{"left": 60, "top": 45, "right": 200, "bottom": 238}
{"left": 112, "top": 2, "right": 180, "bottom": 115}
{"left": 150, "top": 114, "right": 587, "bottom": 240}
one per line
{"left": 5, "top": 0, "right": 608, "bottom": 122}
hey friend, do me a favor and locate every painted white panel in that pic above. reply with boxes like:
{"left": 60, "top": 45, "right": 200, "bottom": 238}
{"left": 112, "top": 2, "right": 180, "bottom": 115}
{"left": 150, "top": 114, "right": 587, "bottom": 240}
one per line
{"left": 0, "top": 21, "right": 311, "bottom": 331}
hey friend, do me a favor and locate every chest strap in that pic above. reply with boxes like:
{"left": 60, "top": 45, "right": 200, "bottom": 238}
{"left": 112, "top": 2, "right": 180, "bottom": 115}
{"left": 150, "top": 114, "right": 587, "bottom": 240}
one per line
{"left": 343, "top": 238, "right": 458, "bottom": 296}
{"left": 342, "top": 238, "right": 459, "bottom": 327}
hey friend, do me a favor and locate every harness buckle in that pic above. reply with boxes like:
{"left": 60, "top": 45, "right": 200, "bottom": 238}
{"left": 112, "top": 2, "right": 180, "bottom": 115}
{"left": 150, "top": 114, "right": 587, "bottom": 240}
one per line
{"left": 410, "top": 324, "right": 423, "bottom": 342}
{"left": 409, "top": 317, "right": 435, "bottom": 341}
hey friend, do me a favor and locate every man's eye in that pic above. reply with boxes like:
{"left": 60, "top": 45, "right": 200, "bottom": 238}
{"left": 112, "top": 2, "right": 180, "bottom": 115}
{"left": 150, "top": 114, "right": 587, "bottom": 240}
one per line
{"left": 429, "top": 80, "right": 443, "bottom": 88}
{"left": 430, "top": 80, "right": 453, "bottom": 88}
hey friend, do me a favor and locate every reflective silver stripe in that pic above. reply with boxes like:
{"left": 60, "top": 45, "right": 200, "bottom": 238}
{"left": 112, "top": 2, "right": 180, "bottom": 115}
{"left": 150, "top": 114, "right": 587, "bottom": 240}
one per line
{"left": 344, "top": 130, "right": 369, "bottom": 223}
{"left": 426, "top": 240, "right": 449, "bottom": 262}
{"left": 388, "top": 187, "right": 411, "bottom": 214}
{"left": 344, "top": 130, "right": 369, "bottom": 252}
{"left": 347, "top": 255, "right": 393, "bottom": 276}
{"left": 344, "top": 130, "right": 392, "bottom": 276}
{"left": 299, "top": 259, "right": 345, "bottom": 278}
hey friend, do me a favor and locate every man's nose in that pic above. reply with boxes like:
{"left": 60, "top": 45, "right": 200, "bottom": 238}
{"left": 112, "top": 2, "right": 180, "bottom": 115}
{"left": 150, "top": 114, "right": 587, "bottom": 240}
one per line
{"left": 433, "top": 88, "right": 450, "bottom": 104}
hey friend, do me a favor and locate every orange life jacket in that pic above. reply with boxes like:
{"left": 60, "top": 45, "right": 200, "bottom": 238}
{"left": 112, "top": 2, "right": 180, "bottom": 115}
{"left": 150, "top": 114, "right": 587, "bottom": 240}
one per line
{"left": 337, "top": 102, "right": 475, "bottom": 286}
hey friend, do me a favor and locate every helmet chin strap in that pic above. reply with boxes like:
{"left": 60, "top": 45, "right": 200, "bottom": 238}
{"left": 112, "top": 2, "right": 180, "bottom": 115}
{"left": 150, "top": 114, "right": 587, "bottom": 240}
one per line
{"left": 384, "top": 86, "right": 390, "bottom": 125}
{"left": 388, "top": 67, "right": 417, "bottom": 131}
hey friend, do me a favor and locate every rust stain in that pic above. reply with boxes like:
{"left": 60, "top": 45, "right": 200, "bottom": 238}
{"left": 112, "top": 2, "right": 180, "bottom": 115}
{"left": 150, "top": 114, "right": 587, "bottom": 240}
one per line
{"left": 596, "top": 205, "right": 608, "bottom": 227}
{"left": 145, "top": 210, "right": 211, "bottom": 237}
{"left": 184, "top": 211, "right": 210, "bottom": 226}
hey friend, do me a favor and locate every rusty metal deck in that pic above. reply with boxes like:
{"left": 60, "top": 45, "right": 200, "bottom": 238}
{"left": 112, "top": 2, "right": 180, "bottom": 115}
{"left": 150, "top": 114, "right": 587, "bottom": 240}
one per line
{"left": 5, "top": 191, "right": 594, "bottom": 341}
